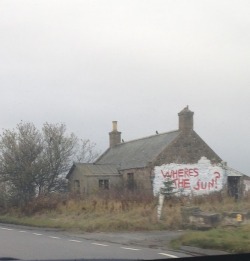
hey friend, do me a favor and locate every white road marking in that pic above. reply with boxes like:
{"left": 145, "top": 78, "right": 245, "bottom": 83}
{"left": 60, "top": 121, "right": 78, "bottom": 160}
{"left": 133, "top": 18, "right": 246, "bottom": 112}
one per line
{"left": 158, "top": 252, "right": 178, "bottom": 258}
{"left": 49, "top": 236, "right": 61, "bottom": 239}
{"left": 0, "top": 226, "right": 178, "bottom": 259}
{"left": 33, "top": 233, "right": 43, "bottom": 236}
{"left": 69, "top": 239, "right": 82, "bottom": 243}
{"left": 92, "top": 243, "right": 109, "bottom": 247}
{"left": 121, "top": 247, "right": 140, "bottom": 251}
{"left": 0, "top": 227, "right": 13, "bottom": 231}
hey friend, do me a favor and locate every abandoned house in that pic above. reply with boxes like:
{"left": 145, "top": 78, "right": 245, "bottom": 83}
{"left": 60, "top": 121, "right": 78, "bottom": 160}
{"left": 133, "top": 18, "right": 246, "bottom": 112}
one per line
{"left": 66, "top": 106, "right": 249, "bottom": 198}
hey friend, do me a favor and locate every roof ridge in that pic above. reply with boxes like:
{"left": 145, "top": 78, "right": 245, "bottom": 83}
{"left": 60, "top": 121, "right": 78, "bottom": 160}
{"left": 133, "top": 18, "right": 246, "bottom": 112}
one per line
{"left": 116, "top": 129, "right": 179, "bottom": 146}
{"left": 75, "top": 162, "right": 117, "bottom": 166}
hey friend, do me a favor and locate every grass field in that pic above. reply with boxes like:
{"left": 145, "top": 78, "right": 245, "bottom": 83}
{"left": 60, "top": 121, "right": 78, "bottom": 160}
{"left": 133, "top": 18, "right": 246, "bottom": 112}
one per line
{"left": 1, "top": 192, "right": 250, "bottom": 253}
{"left": 171, "top": 225, "right": 250, "bottom": 253}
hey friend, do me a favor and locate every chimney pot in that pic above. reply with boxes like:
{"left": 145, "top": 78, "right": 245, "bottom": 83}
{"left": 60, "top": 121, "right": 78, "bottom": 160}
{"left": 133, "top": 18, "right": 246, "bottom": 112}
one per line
{"left": 112, "top": 121, "right": 118, "bottom": 131}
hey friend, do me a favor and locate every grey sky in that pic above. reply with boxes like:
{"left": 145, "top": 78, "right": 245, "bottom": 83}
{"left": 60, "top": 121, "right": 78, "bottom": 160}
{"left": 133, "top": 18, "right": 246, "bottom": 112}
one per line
{"left": 0, "top": 0, "right": 249, "bottom": 174}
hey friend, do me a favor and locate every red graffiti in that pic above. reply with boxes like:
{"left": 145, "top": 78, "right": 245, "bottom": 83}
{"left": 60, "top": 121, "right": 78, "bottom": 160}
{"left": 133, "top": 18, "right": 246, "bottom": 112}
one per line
{"left": 161, "top": 168, "right": 199, "bottom": 179}
{"left": 192, "top": 171, "right": 221, "bottom": 191}
{"left": 173, "top": 178, "right": 190, "bottom": 189}
{"left": 161, "top": 168, "right": 222, "bottom": 191}
{"left": 213, "top": 172, "right": 220, "bottom": 188}
{"left": 193, "top": 179, "right": 216, "bottom": 190}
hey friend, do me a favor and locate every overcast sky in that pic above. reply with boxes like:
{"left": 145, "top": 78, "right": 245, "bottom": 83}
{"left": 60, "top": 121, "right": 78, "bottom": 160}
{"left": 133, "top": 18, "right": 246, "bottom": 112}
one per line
{"left": 0, "top": 0, "right": 249, "bottom": 174}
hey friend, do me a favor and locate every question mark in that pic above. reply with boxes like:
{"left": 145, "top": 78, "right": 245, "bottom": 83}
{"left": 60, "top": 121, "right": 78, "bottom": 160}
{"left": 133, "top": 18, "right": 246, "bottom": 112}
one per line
{"left": 214, "top": 171, "right": 220, "bottom": 188}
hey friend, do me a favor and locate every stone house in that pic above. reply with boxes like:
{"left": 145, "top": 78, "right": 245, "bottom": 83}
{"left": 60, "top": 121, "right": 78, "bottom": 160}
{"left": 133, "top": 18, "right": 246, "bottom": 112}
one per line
{"left": 67, "top": 106, "right": 247, "bottom": 197}
{"left": 226, "top": 167, "right": 250, "bottom": 199}
{"left": 66, "top": 163, "right": 122, "bottom": 194}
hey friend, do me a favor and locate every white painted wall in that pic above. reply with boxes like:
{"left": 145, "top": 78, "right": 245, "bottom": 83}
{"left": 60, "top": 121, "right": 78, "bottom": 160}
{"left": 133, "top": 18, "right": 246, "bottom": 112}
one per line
{"left": 243, "top": 180, "right": 250, "bottom": 194}
{"left": 153, "top": 157, "right": 226, "bottom": 196}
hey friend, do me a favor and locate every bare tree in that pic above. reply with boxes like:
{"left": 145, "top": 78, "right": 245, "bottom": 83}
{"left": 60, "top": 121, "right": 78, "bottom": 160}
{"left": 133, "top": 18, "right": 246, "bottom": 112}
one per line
{"left": 75, "top": 139, "right": 100, "bottom": 163}
{"left": 0, "top": 121, "right": 99, "bottom": 205}
{"left": 35, "top": 123, "right": 78, "bottom": 195}
{"left": 0, "top": 122, "right": 43, "bottom": 206}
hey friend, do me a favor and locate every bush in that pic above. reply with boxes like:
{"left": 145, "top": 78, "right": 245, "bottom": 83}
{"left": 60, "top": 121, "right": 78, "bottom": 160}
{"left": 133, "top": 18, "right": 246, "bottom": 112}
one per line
{"left": 22, "top": 194, "right": 67, "bottom": 215}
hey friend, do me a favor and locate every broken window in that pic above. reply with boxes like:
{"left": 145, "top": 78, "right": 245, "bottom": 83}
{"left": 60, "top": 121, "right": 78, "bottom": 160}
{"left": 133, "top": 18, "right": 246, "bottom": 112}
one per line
{"left": 99, "top": 179, "right": 109, "bottom": 190}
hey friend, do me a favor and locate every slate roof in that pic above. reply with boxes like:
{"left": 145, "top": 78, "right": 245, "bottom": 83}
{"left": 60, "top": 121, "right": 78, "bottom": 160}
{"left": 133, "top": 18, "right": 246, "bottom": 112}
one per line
{"left": 67, "top": 163, "right": 120, "bottom": 178}
{"left": 95, "top": 130, "right": 180, "bottom": 170}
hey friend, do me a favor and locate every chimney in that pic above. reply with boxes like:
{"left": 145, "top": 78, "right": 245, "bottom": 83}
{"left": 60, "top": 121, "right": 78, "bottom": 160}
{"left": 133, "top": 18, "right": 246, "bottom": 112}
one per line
{"left": 178, "top": 106, "right": 194, "bottom": 132}
{"left": 109, "top": 121, "right": 121, "bottom": 148}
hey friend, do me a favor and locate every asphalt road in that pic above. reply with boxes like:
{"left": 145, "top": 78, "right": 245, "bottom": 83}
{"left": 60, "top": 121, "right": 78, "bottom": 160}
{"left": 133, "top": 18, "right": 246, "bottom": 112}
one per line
{"left": 0, "top": 224, "right": 191, "bottom": 260}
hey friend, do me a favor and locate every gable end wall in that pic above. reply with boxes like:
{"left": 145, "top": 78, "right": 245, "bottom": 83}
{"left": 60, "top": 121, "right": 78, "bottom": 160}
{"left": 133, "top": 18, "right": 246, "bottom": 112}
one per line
{"left": 154, "top": 131, "right": 222, "bottom": 166}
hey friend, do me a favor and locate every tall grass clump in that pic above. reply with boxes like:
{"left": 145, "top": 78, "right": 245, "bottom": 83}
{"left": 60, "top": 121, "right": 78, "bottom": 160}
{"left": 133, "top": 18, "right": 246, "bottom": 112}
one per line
{"left": 1, "top": 190, "right": 250, "bottom": 233}
{"left": 0, "top": 190, "right": 181, "bottom": 231}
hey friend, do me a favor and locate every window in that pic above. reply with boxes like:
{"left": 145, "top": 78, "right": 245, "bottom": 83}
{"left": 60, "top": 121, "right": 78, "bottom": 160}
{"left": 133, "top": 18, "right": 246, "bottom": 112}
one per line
{"left": 127, "top": 173, "right": 134, "bottom": 182}
{"left": 99, "top": 179, "right": 109, "bottom": 190}
{"left": 228, "top": 176, "right": 240, "bottom": 200}
{"left": 74, "top": 180, "right": 80, "bottom": 193}
{"left": 127, "top": 173, "right": 136, "bottom": 190}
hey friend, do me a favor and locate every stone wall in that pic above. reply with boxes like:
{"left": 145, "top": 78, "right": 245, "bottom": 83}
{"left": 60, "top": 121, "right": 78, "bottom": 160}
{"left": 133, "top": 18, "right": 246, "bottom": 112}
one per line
{"left": 68, "top": 168, "right": 122, "bottom": 195}
{"left": 154, "top": 131, "right": 222, "bottom": 166}
{"left": 120, "top": 167, "right": 153, "bottom": 193}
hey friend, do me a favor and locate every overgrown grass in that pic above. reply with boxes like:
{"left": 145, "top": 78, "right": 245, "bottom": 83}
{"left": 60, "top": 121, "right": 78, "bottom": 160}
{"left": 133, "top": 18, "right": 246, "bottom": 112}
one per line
{"left": 1, "top": 191, "right": 250, "bottom": 255}
{"left": 168, "top": 192, "right": 250, "bottom": 253}
{"left": 0, "top": 214, "right": 62, "bottom": 228}
{"left": 171, "top": 225, "right": 250, "bottom": 253}
{"left": 0, "top": 193, "right": 182, "bottom": 232}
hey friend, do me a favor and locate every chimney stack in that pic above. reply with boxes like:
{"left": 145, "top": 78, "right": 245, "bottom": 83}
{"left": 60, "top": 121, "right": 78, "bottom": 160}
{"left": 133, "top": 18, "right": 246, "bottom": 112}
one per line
{"left": 109, "top": 121, "right": 121, "bottom": 148}
{"left": 178, "top": 106, "right": 194, "bottom": 132}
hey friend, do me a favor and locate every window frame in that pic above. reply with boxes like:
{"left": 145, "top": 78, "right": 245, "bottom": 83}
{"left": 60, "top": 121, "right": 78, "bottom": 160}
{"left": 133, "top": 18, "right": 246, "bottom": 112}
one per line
{"left": 99, "top": 179, "right": 109, "bottom": 190}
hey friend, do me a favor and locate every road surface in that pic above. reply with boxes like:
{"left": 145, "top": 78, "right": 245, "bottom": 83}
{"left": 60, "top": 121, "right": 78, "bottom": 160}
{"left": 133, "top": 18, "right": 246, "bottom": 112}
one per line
{"left": 0, "top": 224, "right": 191, "bottom": 260}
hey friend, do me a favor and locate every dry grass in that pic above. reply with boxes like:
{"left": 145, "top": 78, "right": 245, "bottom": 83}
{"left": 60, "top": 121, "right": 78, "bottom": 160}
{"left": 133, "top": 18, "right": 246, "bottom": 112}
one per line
{"left": 0, "top": 192, "right": 167, "bottom": 231}
{"left": 0, "top": 192, "right": 250, "bottom": 234}
{"left": 186, "top": 192, "right": 250, "bottom": 213}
